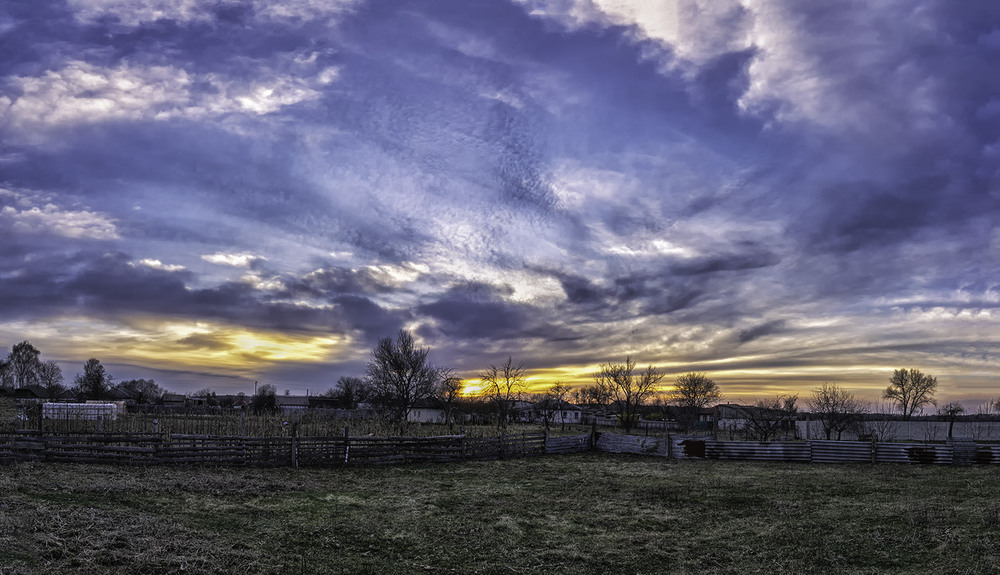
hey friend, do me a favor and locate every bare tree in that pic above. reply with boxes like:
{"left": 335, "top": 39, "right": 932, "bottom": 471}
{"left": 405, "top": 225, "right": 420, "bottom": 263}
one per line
{"left": 6, "top": 341, "right": 42, "bottom": 389}
{"left": 72, "top": 358, "right": 112, "bottom": 400}
{"left": 883, "top": 368, "right": 937, "bottom": 420}
{"left": 116, "top": 378, "right": 165, "bottom": 404}
{"left": 251, "top": 383, "right": 278, "bottom": 413}
{"left": 576, "top": 380, "right": 614, "bottom": 410}
{"left": 741, "top": 395, "right": 798, "bottom": 441}
{"left": 37, "top": 360, "right": 66, "bottom": 397}
{"left": 0, "top": 358, "right": 12, "bottom": 387}
{"left": 807, "top": 382, "right": 868, "bottom": 440}
{"left": 937, "top": 401, "right": 965, "bottom": 439}
{"left": 365, "top": 330, "right": 440, "bottom": 429}
{"left": 858, "top": 400, "right": 899, "bottom": 442}
{"left": 594, "top": 356, "right": 663, "bottom": 433}
{"left": 479, "top": 356, "right": 527, "bottom": 432}
{"left": 334, "top": 375, "right": 365, "bottom": 409}
{"left": 546, "top": 381, "right": 572, "bottom": 431}
{"left": 436, "top": 369, "right": 464, "bottom": 432}
{"left": 668, "top": 372, "right": 722, "bottom": 432}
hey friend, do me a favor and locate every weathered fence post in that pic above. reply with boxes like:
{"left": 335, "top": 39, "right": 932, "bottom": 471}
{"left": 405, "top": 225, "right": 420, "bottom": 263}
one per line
{"left": 291, "top": 422, "right": 299, "bottom": 468}
{"left": 240, "top": 410, "right": 246, "bottom": 437}
{"left": 152, "top": 418, "right": 159, "bottom": 434}
{"left": 460, "top": 426, "right": 467, "bottom": 459}
{"left": 543, "top": 428, "right": 549, "bottom": 455}
{"left": 343, "top": 426, "right": 350, "bottom": 464}
{"left": 590, "top": 421, "right": 598, "bottom": 451}
{"left": 96, "top": 415, "right": 103, "bottom": 434}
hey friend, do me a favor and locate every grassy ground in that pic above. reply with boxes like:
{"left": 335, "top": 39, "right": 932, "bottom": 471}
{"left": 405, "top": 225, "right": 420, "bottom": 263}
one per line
{"left": 2, "top": 454, "right": 999, "bottom": 574}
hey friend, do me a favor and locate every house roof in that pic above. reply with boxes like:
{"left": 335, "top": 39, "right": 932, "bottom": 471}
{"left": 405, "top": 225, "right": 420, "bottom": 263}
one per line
{"left": 13, "top": 385, "right": 49, "bottom": 398}
{"left": 528, "top": 398, "right": 582, "bottom": 411}
{"left": 276, "top": 395, "right": 310, "bottom": 407}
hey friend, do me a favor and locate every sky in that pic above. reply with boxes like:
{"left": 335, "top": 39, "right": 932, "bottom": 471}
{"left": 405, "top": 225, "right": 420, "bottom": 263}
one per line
{"left": 1, "top": 0, "right": 999, "bottom": 407}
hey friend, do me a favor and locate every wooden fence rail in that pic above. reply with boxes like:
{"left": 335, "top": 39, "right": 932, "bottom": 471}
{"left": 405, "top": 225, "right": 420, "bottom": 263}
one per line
{"left": 0, "top": 431, "right": 580, "bottom": 467}
{"left": 5, "top": 431, "right": 997, "bottom": 468}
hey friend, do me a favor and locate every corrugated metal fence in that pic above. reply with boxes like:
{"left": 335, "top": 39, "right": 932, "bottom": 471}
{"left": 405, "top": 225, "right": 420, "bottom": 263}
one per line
{"left": 590, "top": 433, "right": 1000, "bottom": 466}
{"left": 666, "top": 436, "right": 989, "bottom": 465}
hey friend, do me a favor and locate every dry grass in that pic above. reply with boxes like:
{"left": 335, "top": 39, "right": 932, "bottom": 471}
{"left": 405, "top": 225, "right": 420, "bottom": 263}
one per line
{"left": 2, "top": 455, "right": 1000, "bottom": 574}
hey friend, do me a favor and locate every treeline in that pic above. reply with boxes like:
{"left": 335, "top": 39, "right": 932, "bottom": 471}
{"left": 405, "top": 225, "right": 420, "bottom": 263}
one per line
{"left": 4, "top": 333, "right": 984, "bottom": 439}
{"left": 0, "top": 341, "right": 167, "bottom": 404}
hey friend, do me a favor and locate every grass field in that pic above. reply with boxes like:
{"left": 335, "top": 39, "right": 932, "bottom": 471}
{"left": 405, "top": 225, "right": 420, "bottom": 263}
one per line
{"left": 2, "top": 454, "right": 999, "bottom": 574}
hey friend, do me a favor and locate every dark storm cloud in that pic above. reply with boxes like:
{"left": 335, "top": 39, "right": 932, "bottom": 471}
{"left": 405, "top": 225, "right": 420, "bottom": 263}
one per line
{"left": 737, "top": 320, "right": 787, "bottom": 344}
{"left": 0, "top": 248, "right": 404, "bottom": 341}
{"left": 418, "top": 282, "right": 532, "bottom": 340}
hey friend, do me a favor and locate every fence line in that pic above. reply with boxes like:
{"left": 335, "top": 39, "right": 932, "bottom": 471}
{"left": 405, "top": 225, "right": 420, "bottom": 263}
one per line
{"left": 0, "top": 431, "right": 577, "bottom": 467}
{"left": 5, "top": 430, "right": 1000, "bottom": 468}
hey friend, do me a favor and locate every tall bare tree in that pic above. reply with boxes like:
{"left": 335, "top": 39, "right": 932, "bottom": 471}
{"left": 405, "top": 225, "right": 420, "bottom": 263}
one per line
{"left": 576, "top": 379, "right": 614, "bottom": 409}
{"left": 37, "top": 360, "right": 65, "bottom": 397}
{"left": 365, "top": 330, "right": 439, "bottom": 429}
{"left": 808, "top": 382, "right": 868, "bottom": 440}
{"left": 116, "top": 378, "right": 164, "bottom": 405}
{"left": 741, "top": 395, "right": 798, "bottom": 441}
{"left": 938, "top": 401, "right": 965, "bottom": 439}
{"left": 6, "top": 341, "right": 42, "bottom": 389}
{"left": 479, "top": 356, "right": 527, "bottom": 432}
{"left": 668, "top": 372, "right": 722, "bottom": 432}
{"left": 72, "top": 358, "right": 112, "bottom": 400}
{"left": 883, "top": 368, "right": 937, "bottom": 420}
{"left": 594, "top": 356, "right": 663, "bottom": 433}
{"left": 545, "top": 381, "right": 572, "bottom": 431}
{"left": 436, "top": 369, "right": 464, "bottom": 432}
{"left": 334, "top": 375, "right": 365, "bottom": 409}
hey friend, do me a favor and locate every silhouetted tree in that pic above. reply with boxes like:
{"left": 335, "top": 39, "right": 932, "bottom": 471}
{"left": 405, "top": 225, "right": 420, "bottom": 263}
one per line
{"left": 808, "top": 382, "right": 867, "bottom": 440}
{"left": 37, "top": 360, "right": 66, "bottom": 397}
{"left": 116, "top": 378, "right": 165, "bottom": 404}
{"left": 334, "top": 375, "right": 365, "bottom": 409}
{"left": 251, "top": 383, "right": 278, "bottom": 413}
{"left": 741, "top": 395, "right": 798, "bottom": 441}
{"left": 938, "top": 401, "right": 965, "bottom": 439}
{"left": 575, "top": 380, "right": 614, "bottom": 409}
{"left": 594, "top": 356, "right": 663, "bottom": 433}
{"left": 480, "top": 356, "right": 527, "bottom": 432}
{"left": 884, "top": 368, "right": 937, "bottom": 420}
{"left": 72, "top": 358, "right": 112, "bottom": 400}
{"left": 544, "top": 381, "right": 572, "bottom": 431}
{"left": 668, "top": 372, "right": 722, "bottom": 432}
{"left": 435, "top": 369, "right": 463, "bottom": 432}
{"left": 365, "top": 330, "right": 439, "bottom": 428}
{"left": 6, "top": 341, "right": 42, "bottom": 389}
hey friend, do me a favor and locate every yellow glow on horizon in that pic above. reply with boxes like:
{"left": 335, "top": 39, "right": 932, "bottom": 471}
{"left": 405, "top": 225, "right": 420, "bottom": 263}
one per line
{"left": 9, "top": 316, "right": 351, "bottom": 376}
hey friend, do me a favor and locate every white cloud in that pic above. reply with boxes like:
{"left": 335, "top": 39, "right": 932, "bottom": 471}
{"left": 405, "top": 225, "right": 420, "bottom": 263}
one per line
{"left": 518, "top": 0, "right": 954, "bottom": 142}
{"left": 0, "top": 60, "right": 336, "bottom": 141}
{"left": 135, "top": 258, "right": 186, "bottom": 272}
{"left": 67, "top": 0, "right": 359, "bottom": 27}
{"left": 201, "top": 252, "right": 266, "bottom": 267}
{"left": 0, "top": 190, "right": 118, "bottom": 240}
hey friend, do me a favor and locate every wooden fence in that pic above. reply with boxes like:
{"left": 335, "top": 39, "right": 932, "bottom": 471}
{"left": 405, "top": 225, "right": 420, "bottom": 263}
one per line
{"left": 5, "top": 430, "right": 999, "bottom": 468}
{"left": 0, "top": 431, "right": 579, "bottom": 467}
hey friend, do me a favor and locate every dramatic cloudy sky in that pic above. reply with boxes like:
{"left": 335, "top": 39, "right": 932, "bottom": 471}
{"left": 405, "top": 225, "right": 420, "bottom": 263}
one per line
{"left": 2, "top": 0, "right": 999, "bottom": 405}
